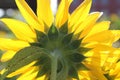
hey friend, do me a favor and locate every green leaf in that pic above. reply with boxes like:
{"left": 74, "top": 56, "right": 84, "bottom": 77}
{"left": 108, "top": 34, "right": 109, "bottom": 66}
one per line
{"left": 3, "top": 46, "right": 44, "bottom": 77}
{"left": 59, "top": 21, "right": 68, "bottom": 35}
{"left": 62, "top": 33, "right": 73, "bottom": 45}
{"left": 48, "top": 24, "right": 59, "bottom": 40}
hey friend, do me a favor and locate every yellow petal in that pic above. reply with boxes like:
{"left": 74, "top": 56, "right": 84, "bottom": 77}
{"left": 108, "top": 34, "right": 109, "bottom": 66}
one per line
{"left": 0, "top": 69, "right": 7, "bottom": 75}
{"left": 1, "top": 18, "right": 36, "bottom": 42}
{"left": 77, "top": 71, "right": 90, "bottom": 80}
{"left": 83, "top": 30, "right": 119, "bottom": 45}
{"left": 0, "top": 38, "right": 29, "bottom": 51}
{"left": 15, "top": 0, "right": 44, "bottom": 32}
{"left": 1, "top": 50, "right": 16, "bottom": 62}
{"left": 110, "top": 30, "right": 120, "bottom": 42}
{"left": 55, "top": 0, "right": 69, "bottom": 27}
{"left": 110, "top": 62, "right": 120, "bottom": 75}
{"left": 86, "top": 21, "right": 110, "bottom": 37}
{"left": 37, "top": 0, "right": 54, "bottom": 27}
{"left": 73, "top": 12, "right": 102, "bottom": 34}
{"left": 69, "top": 0, "right": 92, "bottom": 28}
{"left": 17, "top": 67, "right": 45, "bottom": 80}
{"left": 17, "top": 67, "right": 37, "bottom": 80}
{"left": 7, "top": 61, "right": 36, "bottom": 77}
{"left": 77, "top": 12, "right": 103, "bottom": 37}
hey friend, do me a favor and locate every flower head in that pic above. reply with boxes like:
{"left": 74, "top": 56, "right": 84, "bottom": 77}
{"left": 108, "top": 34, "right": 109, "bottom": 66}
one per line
{"left": 0, "top": 0, "right": 120, "bottom": 80}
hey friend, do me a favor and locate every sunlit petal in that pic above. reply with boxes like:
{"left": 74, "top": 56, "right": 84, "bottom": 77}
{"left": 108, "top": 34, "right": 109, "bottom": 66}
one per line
{"left": 55, "top": 0, "right": 69, "bottom": 27}
{"left": 15, "top": 0, "right": 44, "bottom": 32}
{"left": 73, "top": 12, "right": 102, "bottom": 34}
{"left": 69, "top": 0, "right": 92, "bottom": 28}
{"left": 83, "top": 30, "right": 120, "bottom": 45}
{"left": 1, "top": 18, "right": 36, "bottom": 42}
{"left": 86, "top": 21, "right": 110, "bottom": 37}
{"left": 0, "top": 38, "right": 29, "bottom": 51}
{"left": 77, "top": 12, "right": 103, "bottom": 36}
{"left": 37, "top": 0, "right": 54, "bottom": 27}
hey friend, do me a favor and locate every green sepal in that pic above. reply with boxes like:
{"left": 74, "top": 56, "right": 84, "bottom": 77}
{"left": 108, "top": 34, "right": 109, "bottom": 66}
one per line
{"left": 78, "top": 47, "right": 92, "bottom": 54}
{"left": 48, "top": 24, "right": 59, "bottom": 40}
{"left": 35, "top": 30, "right": 48, "bottom": 45}
{"left": 62, "top": 33, "right": 73, "bottom": 45}
{"left": 69, "top": 39, "right": 83, "bottom": 49}
{"left": 59, "top": 21, "right": 68, "bottom": 35}
{"left": 30, "top": 42, "right": 42, "bottom": 47}
{"left": 68, "top": 65, "right": 79, "bottom": 80}
{"left": 2, "top": 46, "right": 44, "bottom": 78}
{"left": 67, "top": 53, "right": 86, "bottom": 63}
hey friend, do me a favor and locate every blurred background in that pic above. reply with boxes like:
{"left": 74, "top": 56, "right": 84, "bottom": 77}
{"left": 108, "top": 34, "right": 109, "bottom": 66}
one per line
{"left": 0, "top": 0, "right": 120, "bottom": 38}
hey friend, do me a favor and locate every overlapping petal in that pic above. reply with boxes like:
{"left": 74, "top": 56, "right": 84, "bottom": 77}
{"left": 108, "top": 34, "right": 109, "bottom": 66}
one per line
{"left": 86, "top": 21, "right": 110, "bottom": 37}
{"left": 69, "top": 0, "right": 92, "bottom": 28}
{"left": 73, "top": 12, "right": 102, "bottom": 34}
{"left": 83, "top": 30, "right": 120, "bottom": 45}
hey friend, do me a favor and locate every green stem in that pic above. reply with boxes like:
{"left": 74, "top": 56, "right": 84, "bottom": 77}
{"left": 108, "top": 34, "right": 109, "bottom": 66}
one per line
{"left": 50, "top": 56, "right": 58, "bottom": 80}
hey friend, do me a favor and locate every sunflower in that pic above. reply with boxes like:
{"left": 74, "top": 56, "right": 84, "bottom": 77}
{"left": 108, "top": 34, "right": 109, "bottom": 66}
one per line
{"left": 0, "top": 0, "right": 120, "bottom": 80}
